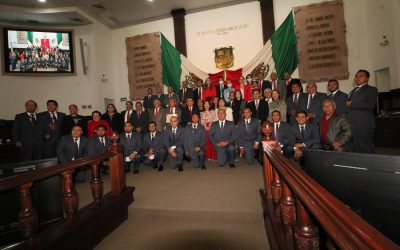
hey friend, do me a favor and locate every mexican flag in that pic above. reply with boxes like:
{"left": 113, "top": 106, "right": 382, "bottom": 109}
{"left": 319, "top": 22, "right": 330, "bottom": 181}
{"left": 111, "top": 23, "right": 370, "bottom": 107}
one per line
{"left": 160, "top": 12, "right": 298, "bottom": 91}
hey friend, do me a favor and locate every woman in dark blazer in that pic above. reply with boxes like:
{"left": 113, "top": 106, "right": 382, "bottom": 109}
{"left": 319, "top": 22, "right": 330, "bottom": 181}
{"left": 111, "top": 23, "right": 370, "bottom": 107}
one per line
{"left": 102, "top": 104, "right": 124, "bottom": 134}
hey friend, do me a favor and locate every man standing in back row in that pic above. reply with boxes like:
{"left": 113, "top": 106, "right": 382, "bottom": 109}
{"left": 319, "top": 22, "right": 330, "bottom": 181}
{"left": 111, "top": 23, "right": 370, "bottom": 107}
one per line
{"left": 346, "top": 70, "right": 378, "bottom": 153}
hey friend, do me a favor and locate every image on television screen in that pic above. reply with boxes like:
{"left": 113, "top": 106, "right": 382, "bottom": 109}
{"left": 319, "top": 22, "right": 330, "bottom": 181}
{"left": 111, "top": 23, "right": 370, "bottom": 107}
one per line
{"left": 4, "top": 28, "right": 74, "bottom": 73}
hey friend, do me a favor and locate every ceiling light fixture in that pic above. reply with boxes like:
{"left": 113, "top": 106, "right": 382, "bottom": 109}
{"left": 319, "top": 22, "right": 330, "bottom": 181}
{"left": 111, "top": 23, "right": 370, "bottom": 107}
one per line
{"left": 38, "top": 0, "right": 46, "bottom": 3}
{"left": 148, "top": 0, "right": 154, "bottom": 2}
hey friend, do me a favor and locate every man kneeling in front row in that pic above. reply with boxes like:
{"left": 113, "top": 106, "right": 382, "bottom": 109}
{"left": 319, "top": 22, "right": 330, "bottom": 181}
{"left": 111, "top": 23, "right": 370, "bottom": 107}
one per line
{"left": 142, "top": 121, "right": 166, "bottom": 171}
{"left": 184, "top": 114, "right": 206, "bottom": 170}
{"left": 119, "top": 122, "right": 142, "bottom": 174}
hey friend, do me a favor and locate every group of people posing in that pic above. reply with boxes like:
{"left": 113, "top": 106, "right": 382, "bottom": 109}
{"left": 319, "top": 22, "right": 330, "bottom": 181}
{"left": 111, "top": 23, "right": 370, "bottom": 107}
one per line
{"left": 12, "top": 69, "right": 377, "bottom": 180}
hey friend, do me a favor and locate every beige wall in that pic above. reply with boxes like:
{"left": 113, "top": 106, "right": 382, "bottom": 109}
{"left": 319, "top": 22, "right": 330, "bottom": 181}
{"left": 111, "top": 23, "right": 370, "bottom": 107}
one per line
{"left": 0, "top": 0, "right": 399, "bottom": 119}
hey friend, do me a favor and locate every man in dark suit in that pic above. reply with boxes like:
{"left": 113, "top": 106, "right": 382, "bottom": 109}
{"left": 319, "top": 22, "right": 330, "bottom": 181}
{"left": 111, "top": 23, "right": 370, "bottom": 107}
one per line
{"left": 216, "top": 77, "right": 227, "bottom": 99}
{"left": 246, "top": 89, "right": 269, "bottom": 123}
{"left": 193, "top": 79, "right": 204, "bottom": 104}
{"left": 119, "top": 122, "right": 142, "bottom": 173}
{"left": 60, "top": 104, "right": 88, "bottom": 136}
{"left": 181, "top": 98, "right": 200, "bottom": 126}
{"left": 121, "top": 101, "right": 134, "bottom": 124}
{"left": 131, "top": 102, "right": 149, "bottom": 136}
{"left": 143, "top": 88, "right": 155, "bottom": 111}
{"left": 12, "top": 100, "right": 42, "bottom": 161}
{"left": 184, "top": 114, "right": 206, "bottom": 169}
{"left": 237, "top": 108, "right": 262, "bottom": 165}
{"left": 164, "top": 116, "right": 185, "bottom": 171}
{"left": 179, "top": 80, "right": 193, "bottom": 107}
{"left": 87, "top": 124, "right": 112, "bottom": 175}
{"left": 346, "top": 70, "right": 378, "bottom": 153}
{"left": 288, "top": 111, "right": 320, "bottom": 163}
{"left": 148, "top": 99, "right": 166, "bottom": 132}
{"left": 270, "top": 110, "right": 292, "bottom": 155}
{"left": 209, "top": 109, "right": 237, "bottom": 168}
{"left": 256, "top": 72, "right": 272, "bottom": 95}
{"left": 166, "top": 99, "right": 181, "bottom": 125}
{"left": 266, "top": 72, "right": 287, "bottom": 100}
{"left": 38, "top": 100, "right": 66, "bottom": 158}
{"left": 154, "top": 86, "right": 166, "bottom": 107}
{"left": 57, "top": 125, "right": 89, "bottom": 182}
{"left": 142, "top": 121, "right": 166, "bottom": 171}
{"left": 163, "top": 86, "right": 180, "bottom": 108}
{"left": 327, "top": 79, "right": 349, "bottom": 114}
{"left": 305, "top": 82, "right": 327, "bottom": 126}
{"left": 286, "top": 82, "right": 307, "bottom": 124}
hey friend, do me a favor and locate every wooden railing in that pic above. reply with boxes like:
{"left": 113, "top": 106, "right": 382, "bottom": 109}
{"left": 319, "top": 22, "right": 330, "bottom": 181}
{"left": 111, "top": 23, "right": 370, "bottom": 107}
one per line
{"left": 0, "top": 139, "right": 134, "bottom": 249}
{"left": 260, "top": 143, "right": 400, "bottom": 250}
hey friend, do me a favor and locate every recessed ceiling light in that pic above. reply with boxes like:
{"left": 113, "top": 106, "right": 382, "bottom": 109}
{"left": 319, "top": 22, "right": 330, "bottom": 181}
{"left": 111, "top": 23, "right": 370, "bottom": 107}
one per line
{"left": 148, "top": 0, "right": 154, "bottom": 2}
{"left": 38, "top": 0, "right": 46, "bottom": 3}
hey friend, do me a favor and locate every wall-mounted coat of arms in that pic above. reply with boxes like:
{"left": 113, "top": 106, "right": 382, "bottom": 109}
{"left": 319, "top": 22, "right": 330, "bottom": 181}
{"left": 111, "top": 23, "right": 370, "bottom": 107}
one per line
{"left": 214, "top": 46, "right": 234, "bottom": 69}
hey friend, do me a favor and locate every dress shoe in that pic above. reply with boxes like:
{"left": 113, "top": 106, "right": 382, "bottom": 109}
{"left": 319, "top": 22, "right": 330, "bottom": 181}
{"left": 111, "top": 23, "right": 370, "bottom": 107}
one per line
{"left": 178, "top": 165, "right": 183, "bottom": 171}
{"left": 124, "top": 167, "right": 130, "bottom": 173}
{"left": 229, "top": 164, "right": 235, "bottom": 168}
{"left": 158, "top": 165, "right": 164, "bottom": 171}
{"left": 201, "top": 165, "right": 206, "bottom": 170}
{"left": 133, "top": 169, "right": 139, "bottom": 174}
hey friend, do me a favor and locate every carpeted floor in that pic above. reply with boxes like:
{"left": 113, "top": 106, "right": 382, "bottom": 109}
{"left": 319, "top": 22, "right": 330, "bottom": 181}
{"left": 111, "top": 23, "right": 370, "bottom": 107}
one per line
{"left": 76, "top": 160, "right": 270, "bottom": 250}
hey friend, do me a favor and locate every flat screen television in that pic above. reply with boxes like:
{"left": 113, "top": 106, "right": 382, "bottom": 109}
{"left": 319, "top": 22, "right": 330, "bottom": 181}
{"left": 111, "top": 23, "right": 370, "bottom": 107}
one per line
{"left": 2, "top": 27, "right": 75, "bottom": 75}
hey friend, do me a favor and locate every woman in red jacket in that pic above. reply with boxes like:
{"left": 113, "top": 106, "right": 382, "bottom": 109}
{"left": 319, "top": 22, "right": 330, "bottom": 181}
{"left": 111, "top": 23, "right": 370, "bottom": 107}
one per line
{"left": 87, "top": 110, "right": 111, "bottom": 138}
{"left": 202, "top": 78, "right": 217, "bottom": 102}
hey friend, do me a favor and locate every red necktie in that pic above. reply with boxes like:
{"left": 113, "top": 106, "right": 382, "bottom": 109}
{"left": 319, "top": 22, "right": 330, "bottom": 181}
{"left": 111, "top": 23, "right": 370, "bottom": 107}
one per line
{"left": 189, "top": 107, "right": 192, "bottom": 116}
{"left": 273, "top": 81, "right": 277, "bottom": 90}
{"left": 154, "top": 108, "right": 158, "bottom": 118}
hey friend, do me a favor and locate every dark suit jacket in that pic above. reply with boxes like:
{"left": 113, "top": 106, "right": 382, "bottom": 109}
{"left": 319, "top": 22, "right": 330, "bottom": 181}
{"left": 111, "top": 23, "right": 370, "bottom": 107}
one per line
{"left": 148, "top": 107, "right": 167, "bottom": 132}
{"left": 322, "top": 113, "right": 352, "bottom": 151}
{"left": 121, "top": 110, "right": 134, "bottom": 123}
{"left": 102, "top": 113, "right": 124, "bottom": 134}
{"left": 305, "top": 92, "right": 327, "bottom": 124}
{"left": 236, "top": 118, "right": 262, "bottom": 147}
{"left": 259, "top": 80, "right": 272, "bottom": 95}
{"left": 154, "top": 94, "right": 167, "bottom": 107}
{"left": 179, "top": 88, "right": 193, "bottom": 105}
{"left": 216, "top": 85, "right": 227, "bottom": 99}
{"left": 181, "top": 106, "right": 200, "bottom": 125}
{"left": 330, "top": 90, "right": 349, "bottom": 114}
{"left": 87, "top": 136, "right": 112, "bottom": 156}
{"left": 184, "top": 123, "right": 206, "bottom": 153}
{"left": 163, "top": 93, "right": 180, "bottom": 107}
{"left": 131, "top": 110, "right": 150, "bottom": 134}
{"left": 119, "top": 132, "right": 142, "bottom": 157}
{"left": 38, "top": 111, "right": 65, "bottom": 138}
{"left": 289, "top": 122, "right": 320, "bottom": 149}
{"left": 142, "top": 131, "right": 165, "bottom": 154}
{"left": 286, "top": 78, "right": 303, "bottom": 97}
{"left": 57, "top": 135, "right": 89, "bottom": 163}
{"left": 286, "top": 93, "right": 307, "bottom": 124}
{"left": 60, "top": 115, "right": 88, "bottom": 136}
{"left": 273, "top": 121, "right": 292, "bottom": 149}
{"left": 143, "top": 95, "right": 155, "bottom": 110}
{"left": 246, "top": 99, "right": 269, "bottom": 123}
{"left": 209, "top": 120, "right": 237, "bottom": 145}
{"left": 12, "top": 112, "right": 43, "bottom": 160}
{"left": 164, "top": 125, "right": 185, "bottom": 148}
{"left": 193, "top": 87, "right": 203, "bottom": 104}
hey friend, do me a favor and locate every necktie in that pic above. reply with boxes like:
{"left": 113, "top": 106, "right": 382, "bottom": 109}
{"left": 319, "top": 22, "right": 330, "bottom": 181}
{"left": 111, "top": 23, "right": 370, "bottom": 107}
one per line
{"left": 137, "top": 111, "right": 140, "bottom": 119}
{"left": 189, "top": 107, "right": 192, "bottom": 116}
{"left": 300, "top": 126, "right": 305, "bottom": 138}
{"left": 200, "top": 88, "right": 202, "bottom": 99}
{"left": 307, "top": 94, "right": 313, "bottom": 109}
{"left": 220, "top": 121, "right": 224, "bottom": 130}
{"left": 193, "top": 125, "right": 197, "bottom": 133}
{"left": 100, "top": 137, "right": 105, "bottom": 148}
{"left": 51, "top": 112, "right": 57, "bottom": 123}
{"left": 328, "top": 94, "right": 333, "bottom": 99}
{"left": 220, "top": 86, "right": 224, "bottom": 98}
{"left": 172, "top": 129, "right": 176, "bottom": 143}
{"left": 151, "top": 133, "right": 154, "bottom": 141}
{"left": 126, "top": 111, "right": 130, "bottom": 122}
{"left": 273, "top": 81, "right": 277, "bottom": 90}
{"left": 255, "top": 100, "right": 259, "bottom": 110}
{"left": 29, "top": 113, "right": 36, "bottom": 126}
{"left": 348, "top": 87, "right": 360, "bottom": 100}
{"left": 245, "top": 120, "right": 249, "bottom": 131}
{"left": 127, "top": 134, "right": 131, "bottom": 144}
{"left": 169, "top": 94, "right": 172, "bottom": 99}
{"left": 73, "top": 138, "right": 79, "bottom": 159}
{"left": 154, "top": 108, "right": 158, "bottom": 117}
{"left": 274, "top": 123, "right": 279, "bottom": 141}
{"left": 170, "top": 108, "right": 173, "bottom": 114}
{"left": 294, "top": 94, "right": 298, "bottom": 104}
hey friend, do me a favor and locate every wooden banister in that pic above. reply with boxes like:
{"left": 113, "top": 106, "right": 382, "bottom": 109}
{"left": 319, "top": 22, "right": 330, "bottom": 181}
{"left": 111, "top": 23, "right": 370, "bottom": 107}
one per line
{"left": 261, "top": 144, "right": 400, "bottom": 250}
{"left": 0, "top": 140, "right": 134, "bottom": 249}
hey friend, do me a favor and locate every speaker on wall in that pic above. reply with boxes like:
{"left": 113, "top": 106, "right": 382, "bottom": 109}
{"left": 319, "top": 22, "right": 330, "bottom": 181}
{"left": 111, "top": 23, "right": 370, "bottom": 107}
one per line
{"left": 79, "top": 38, "right": 88, "bottom": 75}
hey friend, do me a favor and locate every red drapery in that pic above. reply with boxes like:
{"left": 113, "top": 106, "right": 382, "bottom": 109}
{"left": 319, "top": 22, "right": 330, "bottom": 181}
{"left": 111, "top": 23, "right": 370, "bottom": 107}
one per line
{"left": 226, "top": 68, "right": 243, "bottom": 89}
{"left": 208, "top": 71, "right": 224, "bottom": 87}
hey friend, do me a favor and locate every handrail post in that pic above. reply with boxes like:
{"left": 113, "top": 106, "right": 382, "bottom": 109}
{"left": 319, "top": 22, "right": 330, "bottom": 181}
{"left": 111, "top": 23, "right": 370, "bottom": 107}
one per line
{"left": 17, "top": 183, "right": 41, "bottom": 247}
{"left": 90, "top": 162, "right": 103, "bottom": 207}
{"left": 108, "top": 133, "right": 126, "bottom": 195}
{"left": 62, "top": 171, "right": 79, "bottom": 222}
{"left": 294, "top": 199, "right": 319, "bottom": 250}
{"left": 262, "top": 152, "right": 273, "bottom": 199}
